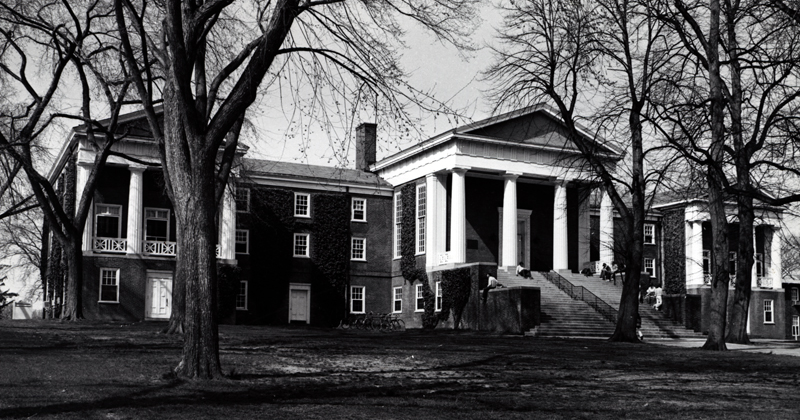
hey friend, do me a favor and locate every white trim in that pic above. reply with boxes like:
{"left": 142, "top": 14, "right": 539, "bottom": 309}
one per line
{"left": 288, "top": 283, "right": 311, "bottom": 324}
{"left": 392, "top": 286, "right": 403, "bottom": 313}
{"left": 764, "top": 299, "right": 775, "bottom": 324}
{"left": 245, "top": 174, "right": 394, "bottom": 196}
{"left": 350, "top": 286, "right": 365, "bottom": 314}
{"left": 293, "top": 233, "right": 310, "bottom": 258}
{"left": 235, "top": 188, "right": 250, "bottom": 213}
{"left": 98, "top": 268, "right": 120, "bottom": 303}
{"left": 351, "top": 237, "right": 366, "bottom": 261}
{"left": 415, "top": 283, "right": 424, "bottom": 312}
{"left": 294, "top": 192, "right": 311, "bottom": 218}
{"left": 235, "top": 229, "right": 249, "bottom": 254}
{"left": 351, "top": 197, "right": 367, "bottom": 222}
{"left": 236, "top": 280, "right": 248, "bottom": 310}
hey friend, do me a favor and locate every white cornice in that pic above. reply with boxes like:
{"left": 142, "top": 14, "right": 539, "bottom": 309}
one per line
{"left": 246, "top": 173, "right": 393, "bottom": 196}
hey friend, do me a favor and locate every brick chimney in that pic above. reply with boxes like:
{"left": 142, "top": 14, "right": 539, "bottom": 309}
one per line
{"left": 355, "top": 122, "right": 377, "bottom": 172}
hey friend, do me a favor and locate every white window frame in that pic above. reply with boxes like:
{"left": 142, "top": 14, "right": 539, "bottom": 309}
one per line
{"left": 643, "top": 258, "right": 655, "bottom": 277}
{"left": 755, "top": 253, "right": 764, "bottom": 278}
{"left": 351, "top": 197, "right": 366, "bottom": 222}
{"left": 416, "top": 184, "right": 426, "bottom": 255}
{"left": 393, "top": 287, "right": 403, "bottom": 313}
{"left": 293, "top": 233, "right": 310, "bottom": 258}
{"left": 702, "top": 250, "right": 711, "bottom": 274}
{"left": 764, "top": 299, "right": 774, "bottom": 324}
{"left": 235, "top": 188, "right": 250, "bottom": 213}
{"left": 644, "top": 224, "right": 655, "bottom": 245}
{"left": 351, "top": 237, "right": 366, "bottom": 261}
{"left": 350, "top": 286, "right": 365, "bottom": 314}
{"left": 793, "top": 315, "right": 799, "bottom": 339}
{"left": 792, "top": 287, "right": 799, "bottom": 303}
{"left": 98, "top": 268, "right": 120, "bottom": 303}
{"left": 394, "top": 191, "right": 402, "bottom": 259}
{"left": 236, "top": 280, "right": 248, "bottom": 310}
{"left": 415, "top": 283, "right": 424, "bottom": 312}
{"left": 95, "top": 204, "right": 122, "bottom": 238}
{"left": 235, "top": 229, "right": 249, "bottom": 255}
{"left": 435, "top": 281, "right": 442, "bottom": 312}
{"left": 144, "top": 207, "right": 170, "bottom": 241}
{"left": 294, "top": 192, "right": 311, "bottom": 218}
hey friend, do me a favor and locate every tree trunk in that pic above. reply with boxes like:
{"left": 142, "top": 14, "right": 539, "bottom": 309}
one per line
{"left": 60, "top": 238, "right": 83, "bottom": 321}
{"left": 164, "top": 223, "right": 186, "bottom": 334}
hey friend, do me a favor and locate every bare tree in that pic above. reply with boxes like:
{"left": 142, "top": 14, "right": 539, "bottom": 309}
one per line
{"left": 484, "top": 0, "right": 678, "bottom": 342}
{"left": 114, "top": 0, "right": 478, "bottom": 379}
{"left": 0, "top": 0, "right": 131, "bottom": 320}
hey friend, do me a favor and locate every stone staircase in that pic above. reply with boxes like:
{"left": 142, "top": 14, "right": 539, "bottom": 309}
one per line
{"left": 559, "top": 272, "right": 706, "bottom": 339}
{"left": 495, "top": 269, "right": 615, "bottom": 337}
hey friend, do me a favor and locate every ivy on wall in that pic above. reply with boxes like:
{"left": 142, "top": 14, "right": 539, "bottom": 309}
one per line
{"left": 250, "top": 189, "right": 295, "bottom": 232}
{"left": 217, "top": 264, "right": 241, "bottom": 319}
{"left": 662, "top": 209, "right": 686, "bottom": 295}
{"left": 311, "top": 194, "right": 350, "bottom": 292}
{"left": 399, "top": 183, "right": 437, "bottom": 329}
{"left": 438, "top": 267, "right": 471, "bottom": 328}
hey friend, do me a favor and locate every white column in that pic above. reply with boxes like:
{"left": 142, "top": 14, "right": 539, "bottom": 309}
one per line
{"left": 687, "top": 220, "right": 704, "bottom": 288}
{"left": 577, "top": 187, "right": 591, "bottom": 269}
{"left": 126, "top": 165, "right": 146, "bottom": 254}
{"left": 425, "top": 174, "right": 439, "bottom": 269}
{"left": 501, "top": 173, "right": 521, "bottom": 268}
{"left": 219, "top": 184, "right": 237, "bottom": 260}
{"left": 770, "top": 226, "right": 782, "bottom": 288}
{"left": 449, "top": 168, "right": 468, "bottom": 264}
{"left": 76, "top": 162, "right": 93, "bottom": 252}
{"left": 552, "top": 182, "right": 569, "bottom": 270}
{"left": 599, "top": 189, "right": 614, "bottom": 265}
{"left": 751, "top": 227, "right": 759, "bottom": 289}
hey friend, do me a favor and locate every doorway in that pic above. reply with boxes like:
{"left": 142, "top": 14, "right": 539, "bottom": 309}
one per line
{"left": 288, "top": 283, "right": 311, "bottom": 324}
{"left": 146, "top": 272, "right": 172, "bottom": 319}
{"left": 498, "top": 208, "right": 532, "bottom": 269}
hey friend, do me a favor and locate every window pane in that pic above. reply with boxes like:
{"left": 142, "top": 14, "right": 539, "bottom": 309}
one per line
{"left": 352, "top": 199, "right": 365, "bottom": 221}
{"left": 96, "top": 216, "right": 119, "bottom": 238}
{"left": 146, "top": 219, "right": 168, "bottom": 241}
{"left": 295, "top": 194, "right": 309, "bottom": 216}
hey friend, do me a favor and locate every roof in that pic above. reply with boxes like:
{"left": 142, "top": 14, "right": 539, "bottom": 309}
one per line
{"left": 242, "top": 158, "right": 392, "bottom": 190}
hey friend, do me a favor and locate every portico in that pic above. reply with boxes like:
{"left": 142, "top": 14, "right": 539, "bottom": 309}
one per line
{"left": 372, "top": 106, "right": 621, "bottom": 273}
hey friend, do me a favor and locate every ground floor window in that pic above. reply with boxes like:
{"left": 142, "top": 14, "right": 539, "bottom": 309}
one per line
{"left": 643, "top": 258, "right": 655, "bottom": 277}
{"left": 351, "top": 286, "right": 365, "bottom": 313}
{"left": 793, "top": 316, "right": 799, "bottom": 339}
{"left": 792, "top": 287, "right": 799, "bottom": 303}
{"left": 435, "top": 281, "right": 442, "bottom": 312}
{"left": 393, "top": 287, "right": 402, "bottom": 313}
{"left": 236, "top": 280, "right": 248, "bottom": 310}
{"left": 99, "top": 268, "right": 119, "bottom": 303}
{"left": 415, "top": 284, "right": 424, "bottom": 312}
{"left": 764, "top": 300, "right": 774, "bottom": 324}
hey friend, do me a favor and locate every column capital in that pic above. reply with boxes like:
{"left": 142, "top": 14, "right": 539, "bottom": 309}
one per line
{"left": 449, "top": 166, "right": 471, "bottom": 175}
{"left": 128, "top": 163, "right": 148, "bottom": 172}
{"left": 503, "top": 171, "right": 523, "bottom": 180}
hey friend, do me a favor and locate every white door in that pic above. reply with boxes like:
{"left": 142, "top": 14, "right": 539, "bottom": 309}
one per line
{"left": 146, "top": 276, "right": 172, "bottom": 319}
{"left": 289, "top": 288, "right": 309, "bottom": 323}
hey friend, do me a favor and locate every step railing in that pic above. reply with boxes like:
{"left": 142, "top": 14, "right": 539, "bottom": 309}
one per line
{"left": 538, "top": 271, "right": 618, "bottom": 324}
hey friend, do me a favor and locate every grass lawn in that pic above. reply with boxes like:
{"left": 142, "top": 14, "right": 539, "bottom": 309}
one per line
{"left": 1, "top": 320, "right": 799, "bottom": 419}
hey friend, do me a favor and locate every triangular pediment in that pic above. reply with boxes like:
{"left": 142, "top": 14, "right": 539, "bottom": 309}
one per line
{"left": 462, "top": 111, "right": 574, "bottom": 149}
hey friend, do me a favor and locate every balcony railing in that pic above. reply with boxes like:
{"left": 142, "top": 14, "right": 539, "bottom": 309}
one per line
{"left": 143, "top": 240, "right": 177, "bottom": 256}
{"left": 757, "top": 276, "right": 772, "bottom": 289}
{"left": 438, "top": 252, "right": 450, "bottom": 264}
{"left": 93, "top": 237, "right": 127, "bottom": 253}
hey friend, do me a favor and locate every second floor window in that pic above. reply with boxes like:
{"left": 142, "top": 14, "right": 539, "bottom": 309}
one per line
{"left": 294, "top": 233, "right": 310, "bottom": 257}
{"left": 644, "top": 224, "right": 655, "bottom": 244}
{"left": 295, "top": 193, "right": 310, "bottom": 217}
{"left": 144, "top": 208, "right": 170, "bottom": 241}
{"left": 352, "top": 198, "right": 366, "bottom": 222}
{"left": 235, "top": 230, "right": 249, "bottom": 254}
{"left": 351, "top": 237, "right": 366, "bottom": 261}
{"left": 95, "top": 204, "right": 122, "bottom": 238}
{"left": 235, "top": 188, "right": 250, "bottom": 213}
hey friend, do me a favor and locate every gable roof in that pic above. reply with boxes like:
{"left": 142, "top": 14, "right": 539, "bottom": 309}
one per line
{"left": 242, "top": 158, "right": 392, "bottom": 191}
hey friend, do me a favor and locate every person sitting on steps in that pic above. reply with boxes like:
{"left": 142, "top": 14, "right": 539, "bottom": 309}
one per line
{"left": 516, "top": 262, "right": 531, "bottom": 279}
{"left": 482, "top": 273, "right": 503, "bottom": 302}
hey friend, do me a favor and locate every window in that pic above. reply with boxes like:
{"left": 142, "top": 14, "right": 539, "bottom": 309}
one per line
{"left": 702, "top": 250, "right": 711, "bottom": 274}
{"left": 235, "top": 230, "right": 249, "bottom": 254}
{"left": 95, "top": 204, "right": 122, "bottom": 238}
{"left": 352, "top": 198, "right": 366, "bottom": 222}
{"left": 435, "top": 281, "right": 442, "bottom": 312}
{"left": 764, "top": 300, "right": 774, "bottom": 324}
{"left": 643, "top": 258, "right": 655, "bottom": 277}
{"left": 236, "top": 281, "right": 248, "bottom": 310}
{"left": 144, "top": 208, "right": 170, "bottom": 241}
{"left": 293, "top": 233, "right": 310, "bottom": 257}
{"left": 99, "top": 268, "right": 119, "bottom": 303}
{"left": 644, "top": 224, "right": 655, "bottom": 245}
{"left": 792, "top": 287, "right": 799, "bottom": 303}
{"left": 235, "top": 188, "right": 250, "bottom": 213}
{"left": 294, "top": 193, "right": 310, "bottom": 217}
{"left": 351, "top": 286, "right": 365, "bottom": 313}
{"left": 393, "top": 287, "right": 402, "bottom": 313}
{"left": 415, "top": 283, "right": 424, "bottom": 312}
{"left": 351, "top": 237, "right": 366, "bottom": 261}
{"left": 755, "top": 253, "right": 764, "bottom": 278}
{"left": 417, "top": 184, "right": 426, "bottom": 254}
{"left": 793, "top": 316, "right": 799, "bottom": 339}
{"left": 394, "top": 191, "right": 402, "bottom": 258}
{"left": 729, "top": 251, "right": 738, "bottom": 275}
